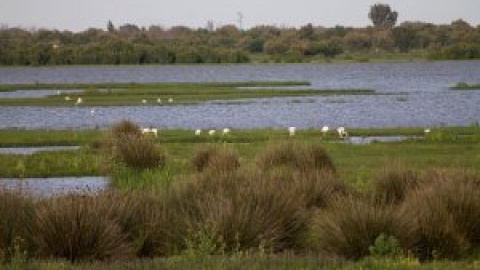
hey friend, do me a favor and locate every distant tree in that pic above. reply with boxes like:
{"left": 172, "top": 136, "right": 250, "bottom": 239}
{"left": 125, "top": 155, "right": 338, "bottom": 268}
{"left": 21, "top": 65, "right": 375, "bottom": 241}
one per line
{"left": 369, "top": 3, "right": 398, "bottom": 29}
{"left": 107, "top": 20, "right": 115, "bottom": 33}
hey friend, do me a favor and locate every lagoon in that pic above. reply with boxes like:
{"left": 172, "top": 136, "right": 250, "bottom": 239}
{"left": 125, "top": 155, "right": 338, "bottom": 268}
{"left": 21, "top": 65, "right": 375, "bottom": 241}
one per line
{"left": 0, "top": 61, "right": 479, "bottom": 129}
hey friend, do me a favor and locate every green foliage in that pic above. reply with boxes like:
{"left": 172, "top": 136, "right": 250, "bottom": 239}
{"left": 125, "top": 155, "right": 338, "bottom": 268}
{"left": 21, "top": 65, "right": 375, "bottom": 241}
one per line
{"left": 369, "top": 4, "right": 398, "bottom": 29}
{"left": 369, "top": 233, "right": 402, "bottom": 258}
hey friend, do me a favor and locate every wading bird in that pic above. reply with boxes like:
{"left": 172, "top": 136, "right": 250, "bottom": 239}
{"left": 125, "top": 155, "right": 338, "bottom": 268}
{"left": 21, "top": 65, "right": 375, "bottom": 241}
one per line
{"left": 337, "top": 127, "right": 348, "bottom": 139}
{"left": 141, "top": 128, "right": 158, "bottom": 137}
{"left": 209, "top": 130, "right": 216, "bottom": 136}
{"left": 321, "top": 126, "right": 329, "bottom": 136}
{"left": 288, "top": 127, "right": 296, "bottom": 137}
{"left": 195, "top": 129, "right": 202, "bottom": 136}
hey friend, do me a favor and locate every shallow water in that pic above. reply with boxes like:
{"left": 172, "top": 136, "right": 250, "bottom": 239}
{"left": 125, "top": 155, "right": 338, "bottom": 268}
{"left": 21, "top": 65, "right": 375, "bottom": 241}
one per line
{"left": 0, "top": 89, "right": 83, "bottom": 98}
{"left": 0, "top": 62, "right": 479, "bottom": 129}
{"left": 0, "top": 146, "right": 80, "bottom": 154}
{"left": 347, "top": 135, "right": 421, "bottom": 145}
{"left": 0, "top": 176, "right": 109, "bottom": 197}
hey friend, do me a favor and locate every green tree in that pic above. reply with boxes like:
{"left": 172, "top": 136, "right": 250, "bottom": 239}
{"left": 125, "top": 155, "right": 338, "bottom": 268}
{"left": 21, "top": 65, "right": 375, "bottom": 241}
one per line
{"left": 107, "top": 20, "right": 115, "bottom": 33}
{"left": 369, "top": 3, "right": 398, "bottom": 29}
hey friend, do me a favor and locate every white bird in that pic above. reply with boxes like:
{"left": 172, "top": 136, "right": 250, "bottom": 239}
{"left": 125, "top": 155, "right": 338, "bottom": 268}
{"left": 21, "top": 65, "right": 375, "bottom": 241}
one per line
{"left": 141, "top": 99, "right": 147, "bottom": 104}
{"left": 288, "top": 127, "right": 296, "bottom": 137}
{"left": 56, "top": 90, "right": 61, "bottom": 95}
{"left": 195, "top": 129, "right": 202, "bottom": 136}
{"left": 208, "top": 129, "right": 216, "bottom": 136}
{"left": 222, "top": 128, "right": 231, "bottom": 135}
{"left": 64, "top": 96, "right": 71, "bottom": 101}
{"left": 75, "top": 97, "right": 83, "bottom": 105}
{"left": 321, "top": 126, "right": 329, "bottom": 136}
{"left": 168, "top": 97, "right": 174, "bottom": 103}
{"left": 337, "top": 127, "right": 348, "bottom": 139}
{"left": 424, "top": 128, "right": 431, "bottom": 134}
{"left": 90, "top": 109, "right": 95, "bottom": 116}
{"left": 157, "top": 98, "right": 162, "bottom": 103}
{"left": 141, "top": 128, "right": 158, "bottom": 137}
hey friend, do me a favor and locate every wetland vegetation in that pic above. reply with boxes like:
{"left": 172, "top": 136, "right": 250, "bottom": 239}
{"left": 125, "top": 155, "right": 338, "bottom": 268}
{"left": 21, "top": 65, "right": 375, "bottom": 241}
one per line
{"left": 1, "top": 121, "right": 480, "bottom": 270}
{"left": 0, "top": 81, "right": 376, "bottom": 106}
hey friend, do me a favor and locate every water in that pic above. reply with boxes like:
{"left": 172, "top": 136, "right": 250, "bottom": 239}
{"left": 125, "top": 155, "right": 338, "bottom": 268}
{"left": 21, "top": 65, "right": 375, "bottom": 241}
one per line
{"left": 0, "top": 177, "right": 110, "bottom": 197}
{"left": 0, "top": 61, "right": 479, "bottom": 129}
{"left": 0, "top": 146, "right": 80, "bottom": 154}
{"left": 0, "top": 89, "right": 83, "bottom": 98}
{"left": 348, "top": 135, "right": 421, "bottom": 145}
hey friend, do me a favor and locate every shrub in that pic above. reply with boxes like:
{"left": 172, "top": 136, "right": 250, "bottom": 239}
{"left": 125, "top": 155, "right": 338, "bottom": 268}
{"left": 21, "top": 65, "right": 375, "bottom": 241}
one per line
{"left": 309, "top": 195, "right": 411, "bottom": 260}
{"left": 370, "top": 164, "right": 420, "bottom": 205}
{"left": 113, "top": 135, "right": 166, "bottom": 170}
{"left": 161, "top": 168, "right": 306, "bottom": 255}
{"left": 0, "top": 192, "right": 36, "bottom": 262}
{"left": 190, "top": 145, "right": 240, "bottom": 174}
{"left": 256, "top": 142, "right": 335, "bottom": 173}
{"left": 109, "top": 119, "right": 142, "bottom": 139}
{"left": 34, "top": 195, "right": 133, "bottom": 262}
{"left": 403, "top": 171, "right": 480, "bottom": 260}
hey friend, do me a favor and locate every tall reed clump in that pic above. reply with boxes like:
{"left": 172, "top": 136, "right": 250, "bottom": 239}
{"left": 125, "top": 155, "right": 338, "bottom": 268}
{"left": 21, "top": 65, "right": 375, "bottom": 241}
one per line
{"left": 103, "top": 120, "right": 165, "bottom": 171}
{"left": 0, "top": 192, "right": 36, "bottom": 263}
{"left": 403, "top": 170, "right": 480, "bottom": 260}
{"left": 34, "top": 194, "right": 134, "bottom": 262}
{"left": 369, "top": 163, "right": 420, "bottom": 205}
{"left": 256, "top": 142, "right": 335, "bottom": 173}
{"left": 309, "top": 195, "right": 412, "bottom": 260}
{"left": 190, "top": 145, "right": 240, "bottom": 174}
{"left": 160, "top": 169, "right": 306, "bottom": 255}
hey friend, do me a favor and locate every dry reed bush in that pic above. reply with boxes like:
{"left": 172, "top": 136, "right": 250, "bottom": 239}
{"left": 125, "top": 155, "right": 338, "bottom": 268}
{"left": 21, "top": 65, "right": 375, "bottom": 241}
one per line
{"left": 0, "top": 192, "right": 36, "bottom": 262}
{"left": 403, "top": 170, "right": 480, "bottom": 260}
{"left": 90, "top": 191, "right": 166, "bottom": 257}
{"left": 109, "top": 119, "right": 142, "bottom": 139}
{"left": 369, "top": 163, "right": 420, "bottom": 205}
{"left": 256, "top": 142, "right": 336, "bottom": 173}
{"left": 34, "top": 195, "right": 134, "bottom": 262}
{"left": 309, "top": 195, "right": 412, "bottom": 260}
{"left": 190, "top": 145, "right": 240, "bottom": 174}
{"left": 161, "top": 168, "right": 306, "bottom": 254}
{"left": 113, "top": 135, "right": 166, "bottom": 170}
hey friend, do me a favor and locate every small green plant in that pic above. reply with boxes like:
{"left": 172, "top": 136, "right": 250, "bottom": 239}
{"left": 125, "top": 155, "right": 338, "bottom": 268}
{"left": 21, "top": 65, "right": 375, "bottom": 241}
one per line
{"left": 369, "top": 233, "right": 402, "bottom": 258}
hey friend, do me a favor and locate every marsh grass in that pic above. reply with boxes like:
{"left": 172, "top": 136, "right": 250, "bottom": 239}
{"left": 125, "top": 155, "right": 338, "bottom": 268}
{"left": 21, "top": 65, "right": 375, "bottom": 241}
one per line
{"left": 403, "top": 170, "right": 480, "bottom": 260}
{"left": 190, "top": 145, "right": 240, "bottom": 174}
{"left": 309, "top": 195, "right": 412, "bottom": 260}
{"left": 34, "top": 194, "right": 134, "bottom": 262}
{"left": 0, "top": 192, "right": 36, "bottom": 263}
{"left": 256, "top": 142, "right": 336, "bottom": 173}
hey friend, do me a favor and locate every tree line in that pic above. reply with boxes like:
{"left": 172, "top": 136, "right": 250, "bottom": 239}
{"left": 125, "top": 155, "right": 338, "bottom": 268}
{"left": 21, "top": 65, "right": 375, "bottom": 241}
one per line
{"left": 0, "top": 4, "right": 479, "bottom": 66}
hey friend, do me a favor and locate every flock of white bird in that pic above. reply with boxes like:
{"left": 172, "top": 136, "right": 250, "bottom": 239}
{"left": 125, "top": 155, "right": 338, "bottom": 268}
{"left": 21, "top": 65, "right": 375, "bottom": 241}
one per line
{"left": 288, "top": 126, "right": 348, "bottom": 138}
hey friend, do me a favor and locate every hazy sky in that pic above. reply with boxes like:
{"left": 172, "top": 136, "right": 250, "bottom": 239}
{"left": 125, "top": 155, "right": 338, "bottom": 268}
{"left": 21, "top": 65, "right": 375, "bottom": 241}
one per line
{"left": 1, "top": 0, "right": 478, "bottom": 31}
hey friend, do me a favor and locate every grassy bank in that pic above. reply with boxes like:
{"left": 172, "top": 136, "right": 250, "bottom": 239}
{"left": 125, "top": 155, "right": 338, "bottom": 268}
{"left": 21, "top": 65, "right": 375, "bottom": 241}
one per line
{"left": 0, "top": 81, "right": 376, "bottom": 106}
{"left": 0, "top": 126, "right": 478, "bottom": 184}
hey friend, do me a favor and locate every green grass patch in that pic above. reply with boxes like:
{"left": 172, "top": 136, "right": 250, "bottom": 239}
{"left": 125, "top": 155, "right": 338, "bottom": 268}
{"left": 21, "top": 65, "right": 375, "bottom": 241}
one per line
{"left": 0, "top": 81, "right": 376, "bottom": 106}
{"left": 451, "top": 82, "right": 480, "bottom": 90}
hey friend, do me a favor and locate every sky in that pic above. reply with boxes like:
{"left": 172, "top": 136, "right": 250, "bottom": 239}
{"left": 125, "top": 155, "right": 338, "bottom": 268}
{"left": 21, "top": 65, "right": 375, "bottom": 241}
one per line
{"left": 0, "top": 0, "right": 479, "bottom": 32}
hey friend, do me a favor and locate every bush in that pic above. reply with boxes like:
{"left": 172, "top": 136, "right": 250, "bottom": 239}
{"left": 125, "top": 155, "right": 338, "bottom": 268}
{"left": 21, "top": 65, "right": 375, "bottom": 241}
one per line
{"left": 370, "top": 164, "right": 420, "bottom": 205}
{"left": 109, "top": 119, "right": 142, "bottom": 139}
{"left": 0, "top": 192, "right": 36, "bottom": 262}
{"left": 309, "top": 195, "right": 411, "bottom": 260}
{"left": 34, "top": 195, "right": 134, "bottom": 262}
{"left": 256, "top": 142, "right": 335, "bottom": 173}
{"left": 403, "top": 171, "right": 480, "bottom": 260}
{"left": 113, "top": 135, "right": 166, "bottom": 170}
{"left": 190, "top": 145, "right": 240, "bottom": 174}
{"left": 161, "top": 169, "right": 306, "bottom": 255}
